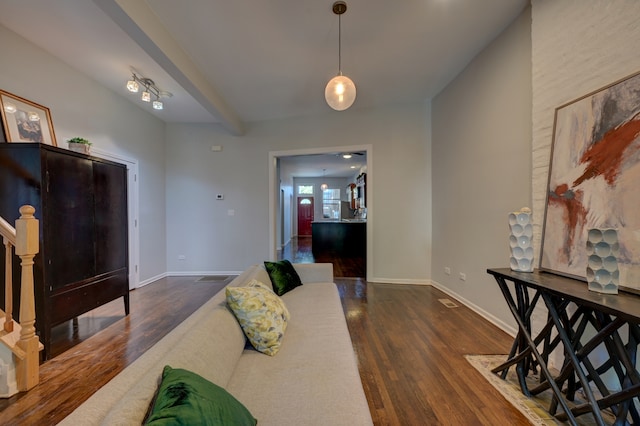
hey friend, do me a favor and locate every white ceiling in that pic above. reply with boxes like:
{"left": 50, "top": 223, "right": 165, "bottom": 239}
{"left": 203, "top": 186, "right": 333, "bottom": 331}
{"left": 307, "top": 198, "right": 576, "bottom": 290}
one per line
{"left": 0, "top": 0, "right": 526, "bottom": 176}
{"left": 281, "top": 151, "right": 367, "bottom": 179}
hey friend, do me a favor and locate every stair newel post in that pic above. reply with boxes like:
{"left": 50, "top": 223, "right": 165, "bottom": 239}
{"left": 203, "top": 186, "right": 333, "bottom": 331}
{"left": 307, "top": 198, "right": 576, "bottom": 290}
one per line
{"left": 3, "top": 237, "right": 13, "bottom": 333}
{"left": 15, "top": 205, "right": 40, "bottom": 391}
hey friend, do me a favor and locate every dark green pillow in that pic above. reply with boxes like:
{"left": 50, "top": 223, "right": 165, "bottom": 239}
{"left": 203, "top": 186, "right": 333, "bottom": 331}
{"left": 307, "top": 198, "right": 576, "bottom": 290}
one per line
{"left": 264, "top": 260, "right": 303, "bottom": 296}
{"left": 145, "top": 366, "right": 256, "bottom": 426}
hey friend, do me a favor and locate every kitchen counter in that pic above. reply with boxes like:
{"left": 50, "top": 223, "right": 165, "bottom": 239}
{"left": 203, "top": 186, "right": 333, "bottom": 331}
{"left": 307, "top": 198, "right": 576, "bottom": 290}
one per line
{"left": 311, "top": 221, "right": 366, "bottom": 257}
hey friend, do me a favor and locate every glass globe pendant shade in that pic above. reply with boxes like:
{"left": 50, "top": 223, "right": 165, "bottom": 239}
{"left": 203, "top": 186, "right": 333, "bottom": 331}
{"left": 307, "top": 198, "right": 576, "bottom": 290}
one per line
{"left": 325, "top": 74, "right": 356, "bottom": 111}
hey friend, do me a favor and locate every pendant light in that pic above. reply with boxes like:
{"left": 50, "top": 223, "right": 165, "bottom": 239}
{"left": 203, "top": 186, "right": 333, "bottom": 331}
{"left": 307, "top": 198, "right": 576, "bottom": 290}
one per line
{"left": 325, "top": 1, "right": 356, "bottom": 111}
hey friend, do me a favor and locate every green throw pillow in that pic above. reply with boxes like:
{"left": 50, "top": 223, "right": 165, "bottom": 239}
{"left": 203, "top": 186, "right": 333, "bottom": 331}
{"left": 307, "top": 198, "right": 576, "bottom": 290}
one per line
{"left": 264, "top": 259, "right": 303, "bottom": 296}
{"left": 145, "top": 366, "right": 256, "bottom": 426}
{"left": 226, "top": 279, "right": 290, "bottom": 356}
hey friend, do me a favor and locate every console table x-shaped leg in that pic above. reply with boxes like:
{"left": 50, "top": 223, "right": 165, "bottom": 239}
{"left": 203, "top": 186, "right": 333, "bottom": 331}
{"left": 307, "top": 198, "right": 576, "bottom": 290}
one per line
{"left": 488, "top": 269, "right": 640, "bottom": 426}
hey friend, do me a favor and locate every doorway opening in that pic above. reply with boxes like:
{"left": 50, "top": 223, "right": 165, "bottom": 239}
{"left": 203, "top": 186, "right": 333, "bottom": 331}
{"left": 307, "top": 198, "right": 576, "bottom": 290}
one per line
{"left": 268, "top": 145, "right": 372, "bottom": 280}
{"left": 92, "top": 148, "right": 140, "bottom": 290}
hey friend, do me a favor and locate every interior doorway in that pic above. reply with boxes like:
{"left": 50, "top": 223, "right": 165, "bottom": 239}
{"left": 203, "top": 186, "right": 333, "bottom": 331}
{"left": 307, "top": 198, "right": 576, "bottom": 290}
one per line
{"left": 92, "top": 148, "right": 140, "bottom": 290}
{"left": 297, "top": 197, "right": 314, "bottom": 236}
{"left": 268, "top": 144, "right": 373, "bottom": 280}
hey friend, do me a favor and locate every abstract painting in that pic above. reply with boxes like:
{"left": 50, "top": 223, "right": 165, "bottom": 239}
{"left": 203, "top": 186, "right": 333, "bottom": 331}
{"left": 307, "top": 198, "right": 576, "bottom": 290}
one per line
{"left": 540, "top": 71, "right": 640, "bottom": 292}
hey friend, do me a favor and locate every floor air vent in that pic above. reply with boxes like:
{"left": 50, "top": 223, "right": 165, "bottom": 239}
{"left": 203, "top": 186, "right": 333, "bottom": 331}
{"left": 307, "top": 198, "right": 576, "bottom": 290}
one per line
{"left": 196, "top": 276, "right": 231, "bottom": 283}
{"left": 438, "top": 298, "right": 459, "bottom": 309}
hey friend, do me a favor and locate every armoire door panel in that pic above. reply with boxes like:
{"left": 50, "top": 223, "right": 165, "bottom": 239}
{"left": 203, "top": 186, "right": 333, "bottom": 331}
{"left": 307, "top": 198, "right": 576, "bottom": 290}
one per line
{"left": 93, "top": 161, "right": 128, "bottom": 274}
{"left": 45, "top": 150, "right": 96, "bottom": 289}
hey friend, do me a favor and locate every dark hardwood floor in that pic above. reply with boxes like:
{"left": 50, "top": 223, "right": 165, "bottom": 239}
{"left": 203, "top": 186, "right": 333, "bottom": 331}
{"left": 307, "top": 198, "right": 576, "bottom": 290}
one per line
{"left": 339, "top": 279, "right": 530, "bottom": 425}
{"left": 0, "top": 277, "right": 230, "bottom": 424}
{"left": 280, "top": 236, "right": 366, "bottom": 278}
{"left": 0, "top": 255, "right": 530, "bottom": 425}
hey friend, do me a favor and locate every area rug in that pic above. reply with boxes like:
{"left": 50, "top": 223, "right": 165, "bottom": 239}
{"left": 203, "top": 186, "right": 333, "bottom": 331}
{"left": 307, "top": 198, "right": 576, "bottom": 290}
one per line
{"left": 465, "top": 355, "right": 614, "bottom": 426}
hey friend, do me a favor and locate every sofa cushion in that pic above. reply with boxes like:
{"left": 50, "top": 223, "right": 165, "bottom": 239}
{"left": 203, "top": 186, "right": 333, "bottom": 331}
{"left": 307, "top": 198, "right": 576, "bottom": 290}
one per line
{"left": 60, "top": 295, "right": 247, "bottom": 426}
{"left": 227, "top": 282, "right": 373, "bottom": 426}
{"left": 145, "top": 366, "right": 256, "bottom": 426}
{"left": 264, "top": 260, "right": 303, "bottom": 296}
{"left": 226, "top": 279, "right": 290, "bottom": 356}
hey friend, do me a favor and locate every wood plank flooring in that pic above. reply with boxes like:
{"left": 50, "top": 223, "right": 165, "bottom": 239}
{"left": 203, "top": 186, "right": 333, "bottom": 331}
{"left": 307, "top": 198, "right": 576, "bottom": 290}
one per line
{"left": 0, "top": 276, "right": 229, "bottom": 424}
{"left": 0, "top": 259, "right": 531, "bottom": 425}
{"left": 280, "top": 236, "right": 366, "bottom": 278}
{"left": 338, "top": 279, "right": 530, "bottom": 425}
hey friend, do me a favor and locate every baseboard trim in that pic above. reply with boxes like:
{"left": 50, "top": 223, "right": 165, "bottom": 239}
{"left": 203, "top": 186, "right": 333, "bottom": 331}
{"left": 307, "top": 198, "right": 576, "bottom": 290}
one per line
{"left": 430, "top": 279, "right": 517, "bottom": 337}
{"left": 165, "top": 270, "right": 244, "bottom": 277}
{"left": 138, "top": 272, "right": 167, "bottom": 288}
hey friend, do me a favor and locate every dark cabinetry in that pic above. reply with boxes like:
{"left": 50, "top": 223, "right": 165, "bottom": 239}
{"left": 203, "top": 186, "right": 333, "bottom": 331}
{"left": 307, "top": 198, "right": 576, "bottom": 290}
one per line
{"left": 0, "top": 143, "right": 129, "bottom": 359}
{"left": 311, "top": 222, "right": 366, "bottom": 257}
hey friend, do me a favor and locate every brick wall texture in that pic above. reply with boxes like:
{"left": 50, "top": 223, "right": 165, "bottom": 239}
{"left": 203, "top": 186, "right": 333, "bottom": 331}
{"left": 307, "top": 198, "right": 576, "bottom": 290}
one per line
{"left": 531, "top": 0, "right": 640, "bottom": 254}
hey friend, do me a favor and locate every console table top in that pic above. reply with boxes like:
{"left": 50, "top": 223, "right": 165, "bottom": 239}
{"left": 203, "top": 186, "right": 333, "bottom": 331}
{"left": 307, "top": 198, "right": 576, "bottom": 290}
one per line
{"left": 487, "top": 268, "right": 640, "bottom": 323}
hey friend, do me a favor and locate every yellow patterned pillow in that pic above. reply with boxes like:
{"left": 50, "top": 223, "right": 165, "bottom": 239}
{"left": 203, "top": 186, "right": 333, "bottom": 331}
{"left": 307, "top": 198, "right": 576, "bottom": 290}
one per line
{"left": 226, "top": 279, "right": 290, "bottom": 356}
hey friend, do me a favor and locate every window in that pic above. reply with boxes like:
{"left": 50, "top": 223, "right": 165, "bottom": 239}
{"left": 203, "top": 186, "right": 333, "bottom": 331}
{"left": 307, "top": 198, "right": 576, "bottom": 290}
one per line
{"left": 322, "top": 189, "right": 340, "bottom": 219}
{"left": 298, "top": 185, "right": 313, "bottom": 195}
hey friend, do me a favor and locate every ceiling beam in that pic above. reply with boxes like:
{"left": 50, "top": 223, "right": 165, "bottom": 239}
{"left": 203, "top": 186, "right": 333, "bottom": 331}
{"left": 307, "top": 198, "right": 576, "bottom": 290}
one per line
{"left": 94, "top": 0, "right": 245, "bottom": 135}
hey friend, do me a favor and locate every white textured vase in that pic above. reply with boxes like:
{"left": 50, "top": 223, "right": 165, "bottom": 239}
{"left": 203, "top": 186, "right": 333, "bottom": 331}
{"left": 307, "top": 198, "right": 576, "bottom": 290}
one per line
{"left": 586, "top": 228, "right": 619, "bottom": 294}
{"left": 509, "top": 207, "right": 534, "bottom": 272}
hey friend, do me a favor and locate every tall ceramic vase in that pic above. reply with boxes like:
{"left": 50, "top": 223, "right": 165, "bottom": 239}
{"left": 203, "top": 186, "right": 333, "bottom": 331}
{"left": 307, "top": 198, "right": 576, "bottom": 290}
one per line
{"left": 586, "top": 228, "right": 619, "bottom": 294}
{"left": 509, "top": 207, "right": 534, "bottom": 272}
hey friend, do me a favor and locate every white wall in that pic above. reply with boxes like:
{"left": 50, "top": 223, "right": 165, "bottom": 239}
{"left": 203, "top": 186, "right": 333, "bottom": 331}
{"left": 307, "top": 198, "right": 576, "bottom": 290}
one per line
{"left": 0, "top": 24, "right": 168, "bottom": 283}
{"left": 431, "top": 7, "right": 532, "bottom": 330}
{"left": 165, "top": 103, "right": 432, "bottom": 283}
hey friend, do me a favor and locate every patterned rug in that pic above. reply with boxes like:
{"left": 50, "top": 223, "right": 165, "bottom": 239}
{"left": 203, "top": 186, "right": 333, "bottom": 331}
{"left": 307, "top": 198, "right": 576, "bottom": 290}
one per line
{"left": 465, "top": 355, "right": 614, "bottom": 425}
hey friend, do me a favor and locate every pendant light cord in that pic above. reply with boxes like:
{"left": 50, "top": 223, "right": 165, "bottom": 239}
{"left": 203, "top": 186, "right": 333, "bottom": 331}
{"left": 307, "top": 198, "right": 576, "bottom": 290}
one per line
{"left": 338, "top": 13, "right": 342, "bottom": 75}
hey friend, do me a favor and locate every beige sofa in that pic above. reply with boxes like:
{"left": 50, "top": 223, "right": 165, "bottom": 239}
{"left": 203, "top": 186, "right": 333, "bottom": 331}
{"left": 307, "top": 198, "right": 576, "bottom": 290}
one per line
{"left": 58, "top": 263, "right": 373, "bottom": 425}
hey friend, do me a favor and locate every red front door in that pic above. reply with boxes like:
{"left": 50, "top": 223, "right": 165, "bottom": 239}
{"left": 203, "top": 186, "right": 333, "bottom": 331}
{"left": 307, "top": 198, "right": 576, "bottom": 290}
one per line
{"left": 297, "top": 197, "right": 314, "bottom": 236}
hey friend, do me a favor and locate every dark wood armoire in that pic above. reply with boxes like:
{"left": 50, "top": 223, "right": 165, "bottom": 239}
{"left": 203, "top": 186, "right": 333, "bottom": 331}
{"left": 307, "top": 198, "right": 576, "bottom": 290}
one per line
{"left": 0, "top": 143, "right": 129, "bottom": 360}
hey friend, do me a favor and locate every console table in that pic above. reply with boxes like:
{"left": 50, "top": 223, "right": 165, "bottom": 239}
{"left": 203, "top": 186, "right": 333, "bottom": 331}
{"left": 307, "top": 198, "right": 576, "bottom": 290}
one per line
{"left": 487, "top": 268, "right": 640, "bottom": 425}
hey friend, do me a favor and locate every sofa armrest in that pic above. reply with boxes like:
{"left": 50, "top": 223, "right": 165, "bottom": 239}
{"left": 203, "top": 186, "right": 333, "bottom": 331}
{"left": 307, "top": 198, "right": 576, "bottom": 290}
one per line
{"left": 293, "top": 263, "right": 334, "bottom": 283}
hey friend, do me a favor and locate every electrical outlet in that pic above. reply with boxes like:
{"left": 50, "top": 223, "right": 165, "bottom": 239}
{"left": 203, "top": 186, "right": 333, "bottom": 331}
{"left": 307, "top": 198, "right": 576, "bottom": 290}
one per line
{"left": 216, "top": 194, "right": 224, "bottom": 200}
{"left": 459, "top": 272, "right": 467, "bottom": 281}
{"left": 178, "top": 255, "right": 186, "bottom": 260}
{"left": 444, "top": 267, "right": 451, "bottom": 275}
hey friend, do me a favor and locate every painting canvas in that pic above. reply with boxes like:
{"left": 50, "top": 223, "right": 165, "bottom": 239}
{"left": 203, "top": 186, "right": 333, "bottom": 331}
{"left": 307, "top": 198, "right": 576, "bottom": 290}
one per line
{"left": 540, "top": 71, "right": 640, "bottom": 292}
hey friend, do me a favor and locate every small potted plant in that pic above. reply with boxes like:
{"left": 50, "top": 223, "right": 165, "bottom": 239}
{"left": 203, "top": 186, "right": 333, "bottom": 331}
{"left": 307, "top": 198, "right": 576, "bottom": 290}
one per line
{"left": 68, "top": 137, "right": 92, "bottom": 155}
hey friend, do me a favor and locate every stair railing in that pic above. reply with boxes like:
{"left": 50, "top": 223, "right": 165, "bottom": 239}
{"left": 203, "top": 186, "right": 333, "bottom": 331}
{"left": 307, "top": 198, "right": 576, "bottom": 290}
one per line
{"left": 0, "top": 205, "right": 41, "bottom": 391}
{"left": 0, "top": 214, "right": 16, "bottom": 333}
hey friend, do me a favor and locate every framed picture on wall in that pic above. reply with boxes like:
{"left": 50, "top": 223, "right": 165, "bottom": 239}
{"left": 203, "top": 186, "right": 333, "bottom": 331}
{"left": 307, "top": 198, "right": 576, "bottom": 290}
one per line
{"left": 0, "top": 89, "right": 57, "bottom": 146}
{"left": 540, "top": 70, "right": 640, "bottom": 292}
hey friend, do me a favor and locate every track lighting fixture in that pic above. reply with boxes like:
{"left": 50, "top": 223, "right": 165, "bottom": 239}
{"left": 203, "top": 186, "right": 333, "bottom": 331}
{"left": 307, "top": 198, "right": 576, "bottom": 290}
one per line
{"left": 126, "top": 72, "right": 172, "bottom": 111}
